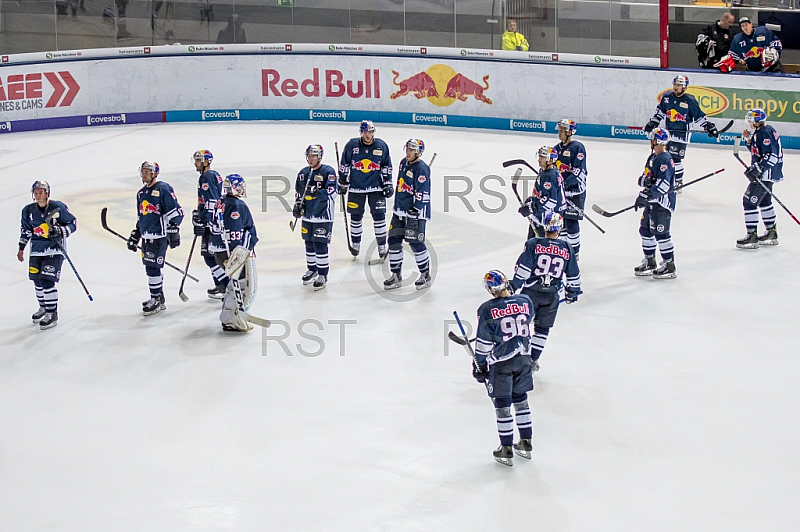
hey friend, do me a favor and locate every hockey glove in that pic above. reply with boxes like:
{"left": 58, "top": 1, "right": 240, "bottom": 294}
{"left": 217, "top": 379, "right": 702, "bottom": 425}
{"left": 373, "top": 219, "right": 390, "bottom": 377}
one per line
{"left": 292, "top": 200, "right": 305, "bottom": 218}
{"left": 192, "top": 210, "right": 206, "bottom": 237}
{"left": 518, "top": 197, "right": 534, "bottom": 218}
{"left": 565, "top": 287, "right": 582, "bottom": 304}
{"left": 166, "top": 224, "right": 180, "bottom": 249}
{"left": 745, "top": 163, "right": 763, "bottom": 183}
{"left": 634, "top": 190, "right": 650, "bottom": 211}
{"left": 472, "top": 363, "right": 489, "bottom": 383}
{"left": 127, "top": 227, "right": 141, "bottom": 252}
{"left": 382, "top": 181, "right": 394, "bottom": 198}
{"left": 705, "top": 122, "right": 719, "bottom": 138}
{"left": 644, "top": 119, "right": 659, "bottom": 133}
{"left": 337, "top": 176, "right": 349, "bottom": 196}
{"left": 50, "top": 224, "right": 67, "bottom": 240}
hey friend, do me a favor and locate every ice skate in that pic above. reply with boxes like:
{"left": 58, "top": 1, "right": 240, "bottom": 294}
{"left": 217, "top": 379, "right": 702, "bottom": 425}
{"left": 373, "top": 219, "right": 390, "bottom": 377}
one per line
{"left": 758, "top": 226, "right": 778, "bottom": 246}
{"left": 383, "top": 273, "right": 402, "bottom": 290}
{"left": 493, "top": 445, "right": 513, "bottom": 467}
{"left": 207, "top": 285, "right": 226, "bottom": 299}
{"left": 634, "top": 256, "right": 657, "bottom": 276}
{"left": 513, "top": 439, "right": 533, "bottom": 460}
{"left": 653, "top": 259, "right": 676, "bottom": 279}
{"left": 532, "top": 360, "right": 540, "bottom": 373}
{"left": 39, "top": 311, "right": 58, "bottom": 330}
{"left": 302, "top": 269, "right": 318, "bottom": 285}
{"left": 313, "top": 275, "right": 327, "bottom": 291}
{"left": 32, "top": 306, "right": 47, "bottom": 324}
{"left": 736, "top": 231, "right": 759, "bottom": 250}
{"left": 142, "top": 293, "right": 166, "bottom": 316}
{"left": 414, "top": 271, "right": 432, "bottom": 290}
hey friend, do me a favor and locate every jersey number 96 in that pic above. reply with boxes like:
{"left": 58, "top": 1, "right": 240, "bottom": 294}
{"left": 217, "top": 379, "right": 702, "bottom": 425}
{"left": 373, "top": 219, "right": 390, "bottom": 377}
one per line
{"left": 500, "top": 314, "right": 529, "bottom": 342}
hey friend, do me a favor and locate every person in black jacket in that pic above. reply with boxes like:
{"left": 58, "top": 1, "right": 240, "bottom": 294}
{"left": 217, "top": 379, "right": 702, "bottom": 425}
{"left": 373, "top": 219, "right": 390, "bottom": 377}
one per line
{"left": 696, "top": 12, "right": 735, "bottom": 69}
{"left": 216, "top": 14, "right": 247, "bottom": 44}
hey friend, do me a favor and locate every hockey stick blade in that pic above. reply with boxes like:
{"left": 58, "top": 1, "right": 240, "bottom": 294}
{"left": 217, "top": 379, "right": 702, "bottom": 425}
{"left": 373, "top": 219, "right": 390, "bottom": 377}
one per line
{"left": 100, "top": 207, "right": 200, "bottom": 282}
{"left": 502, "top": 159, "right": 538, "bottom": 173}
{"left": 244, "top": 313, "right": 270, "bottom": 328}
{"left": 717, "top": 120, "right": 734, "bottom": 136}
{"left": 448, "top": 331, "right": 477, "bottom": 345}
{"left": 178, "top": 235, "right": 199, "bottom": 302}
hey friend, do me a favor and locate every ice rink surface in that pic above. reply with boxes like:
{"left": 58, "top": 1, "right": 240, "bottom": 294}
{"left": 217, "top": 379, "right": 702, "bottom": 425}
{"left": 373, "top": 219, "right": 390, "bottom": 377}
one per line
{"left": 1, "top": 122, "right": 799, "bottom": 531}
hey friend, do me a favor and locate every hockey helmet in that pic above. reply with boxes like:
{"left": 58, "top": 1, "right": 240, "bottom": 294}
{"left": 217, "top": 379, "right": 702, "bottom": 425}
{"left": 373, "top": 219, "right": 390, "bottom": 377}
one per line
{"left": 544, "top": 211, "right": 563, "bottom": 233}
{"left": 672, "top": 75, "right": 689, "bottom": 89}
{"left": 31, "top": 180, "right": 51, "bottom": 199}
{"left": 139, "top": 161, "right": 160, "bottom": 177}
{"left": 192, "top": 149, "right": 213, "bottom": 165}
{"left": 649, "top": 128, "right": 670, "bottom": 145}
{"left": 405, "top": 138, "right": 425, "bottom": 155}
{"left": 538, "top": 146, "right": 558, "bottom": 161}
{"left": 557, "top": 119, "right": 577, "bottom": 133}
{"left": 306, "top": 144, "right": 324, "bottom": 159}
{"left": 745, "top": 108, "right": 767, "bottom": 128}
{"left": 360, "top": 120, "right": 376, "bottom": 133}
{"left": 483, "top": 270, "right": 509, "bottom": 297}
{"left": 223, "top": 174, "right": 247, "bottom": 198}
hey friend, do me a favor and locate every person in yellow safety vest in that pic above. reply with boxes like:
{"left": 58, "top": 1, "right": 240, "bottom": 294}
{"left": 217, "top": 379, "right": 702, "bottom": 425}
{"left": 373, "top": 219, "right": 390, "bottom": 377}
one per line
{"left": 501, "top": 19, "right": 529, "bottom": 51}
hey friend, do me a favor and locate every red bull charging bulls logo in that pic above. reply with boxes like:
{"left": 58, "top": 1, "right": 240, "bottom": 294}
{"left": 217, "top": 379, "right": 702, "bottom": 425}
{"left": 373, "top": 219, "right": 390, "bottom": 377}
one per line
{"left": 390, "top": 64, "right": 492, "bottom": 107}
{"left": 353, "top": 159, "right": 381, "bottom": 173}
{"left": 666, "top": 109, "right": 688, "bottom": 123}
{"left": 139, "top": 200, "right": 160, "bottom": 216}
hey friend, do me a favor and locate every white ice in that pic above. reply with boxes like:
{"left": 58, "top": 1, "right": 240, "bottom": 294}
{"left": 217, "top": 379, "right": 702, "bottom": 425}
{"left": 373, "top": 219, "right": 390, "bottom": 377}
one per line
{"left": 1, "top": 122, "right": 798, "bottom": 531}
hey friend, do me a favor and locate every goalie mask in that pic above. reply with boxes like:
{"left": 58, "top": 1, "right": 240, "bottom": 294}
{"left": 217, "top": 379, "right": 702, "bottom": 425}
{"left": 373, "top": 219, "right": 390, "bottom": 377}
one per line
{"left": 223, "top": 174, "right": 247, "bottom": 198}
{"left": 483, "top": 270, "right": 509, "bottom": 297}
{"left": 544, "top": 212, "right": 564, "bottom": 233}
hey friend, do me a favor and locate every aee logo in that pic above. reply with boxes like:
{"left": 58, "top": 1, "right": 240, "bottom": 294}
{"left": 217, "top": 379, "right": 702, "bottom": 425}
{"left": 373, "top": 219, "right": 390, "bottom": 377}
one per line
{"left": 0, "top": 71, "right": 80, "bottom": 107}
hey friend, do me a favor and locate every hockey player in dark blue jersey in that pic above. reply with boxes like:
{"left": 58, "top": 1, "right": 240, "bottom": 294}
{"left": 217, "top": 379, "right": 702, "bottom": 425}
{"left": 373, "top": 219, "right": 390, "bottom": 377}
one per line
{"left": 384, "top": 139, "right": 433, "bottom": 291}
{"left": 730, "top": 17, "right": 783, "bottom": 73}
{"left": 18, "top": 181, "right": 77, "bottom": 330}
{"left": 633, "top": 128, "right": 677, "bottom": 279}
{"left": 474, "top": 270, "right": 535, "bottom": 466}
{"left": 293, "top": 144, "right": 338, "bottom": 291}
{"left": 209, "top": 174, "right": 259, "bottom": 331}
{"left": 511, "top": 212, "right": 580, "bottom": 372}
{"left": 517, "top": 146, "right": 565, "bottom": 239}
{"left": 644, "top": 75, "right": 717, "bottom": 191}
{"left": 737, "top": 108, "right": 784, "bottom": 249}
{"left": 553, "top": 119, "right": 588, "bottom": 259}
{"left": 126, "top": 161, "right": 185, "bottom": 315}
{"left": 191, "top": 149, "right": 229, "bottom": 299}
{"left": 338, "top": 120, "right": 393, "bottom": 258}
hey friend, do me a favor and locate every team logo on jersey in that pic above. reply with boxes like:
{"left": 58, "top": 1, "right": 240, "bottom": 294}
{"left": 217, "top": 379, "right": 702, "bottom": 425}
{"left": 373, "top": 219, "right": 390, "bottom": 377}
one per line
{"left": 29, "top": 267, "right": 39, "bottom": 274}
{"left": 315, "top": 228, "right": 326, "bottom": 236}
{"left": 577, "top": 153, "right": 584, "bottom": 160}
{"left": 390, "top": 64, "right": 492, "bottom": 107}
{"left": 397, "top": 178, "right": 413, "bottom": 193}
{"left": 556, "top": 161, "right": 571, "bottom": 174}
{"left": 750, "top": 195, "right": 759, "bottom": 203}
{"left": 418, "top": 176, "right": 426, "bottom": 183}
{"left": 562, "top": 150, "right": 570, "bottom": 156}
{"left": 666, "top": 109, "right": 688, "bottom": 122}
{"left": 44, "top": 265, "right": 55, "bottom": 272}
{"left": 543, "top": 182, "right": 551, "bottom": 190}
{"left": 32, "top": 223, "right": 50, "bottom": 238}
{"left": 157, "top": 257, "right": 164, "bottom": 264}
{"left": 152, "top": 190, "right": 160, "bottom": 197}
{"left": 353, "top": 159, "right": 380, "bottom": 173}
{"left": 139, "top": 200, "right": 160, "bottom": 215}
{"left": 660, "top": 164, "right": 667, "bottom": 172}
{"left": 490, "top": 301, "right": 530, "bottom": 319}
{"left": 374, "top": 149, "right": 383, "bottom": 156}
{"left": 657, "top": 224, "right": 665, "bottom": 232}
{"left": 763, "top": 138, "right": 771, "bottom": 145}
{"left": 202, "top": 183, "right": 209, "bottom": 190}
{"left": 231, "top": 211, "right": 240, "bottom": 219}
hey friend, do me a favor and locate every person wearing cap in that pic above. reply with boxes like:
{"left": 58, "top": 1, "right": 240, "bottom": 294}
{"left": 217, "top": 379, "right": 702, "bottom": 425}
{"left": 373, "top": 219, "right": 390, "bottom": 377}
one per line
{"left": 696, "top": 12, "right": 735, "bottom": 69}
{"left": 501, "top": 19, "right": 529, "bottom": 51}
{"left": 730, "top": 17, "right": 783, "bottom": 73}
{"left": 18, "top": 181, "right": 78, "bottom": 330}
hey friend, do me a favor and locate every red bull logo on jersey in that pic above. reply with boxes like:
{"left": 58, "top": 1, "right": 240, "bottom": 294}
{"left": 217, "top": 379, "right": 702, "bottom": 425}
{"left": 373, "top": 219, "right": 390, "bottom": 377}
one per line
{"left": 743, "top": 46, "right": 762, "bottom": 60}
{"left": 666, "top": 109, "right": 688, "bottom": 122}
{"left": 139, "top": 200, "right": 160, "bottom": 215}
{"left": 556, "top": 161, "right": 572, "bottom": 174}
{"left": 397, "top": 177, "right": 413, "bottom": 194}
{"left": 32, "top": 223, "right": 49, "bottom": 238}
{"left": 490, "top": 302, "right": 530, "bottom": 319}
{"left": 352, "top": 159, "right": 381, "bottom": 173}
{"left": 534, "top": 243, "right": 570, "bottom": 260}
{"left": 390, "top": 64, "right": 492, "bottom": 107}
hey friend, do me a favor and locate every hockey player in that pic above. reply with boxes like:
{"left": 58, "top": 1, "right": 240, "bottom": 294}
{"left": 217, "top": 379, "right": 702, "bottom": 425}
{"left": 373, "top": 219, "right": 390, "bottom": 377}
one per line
{"left": 474, "top": 270, "right": 535, "bottom": 466}
{"left": 384, "top": 139, "right": 432, "bottom": 291}
{"left": 18, "top": 181, "right": 77, "bottom": 330}
{"left": 293, "top": 144, "right": 337, "bottom": 291}
{"left": 338, "top": 120, "right": 393, "bottom": 258}
{"left": 126, "top": 161, "right": 184, "bottom": 315}
{"left": 553, "top": 119, "right": 588, "bottom": 259}
{"left": 511, "top": 212, "right": 580, "bottom": 372}
{"left": 644, "top": 75, "right": 718, "bottom": 191}
{"left": 191, "top": 149, "right": 228, "bottom": 299}
{"left": 517, "top": 146, "right": 565, "bottom": 239}
{"left": 737, "top": 108, "right": 784, "bottom": 249}
{"left": 730, "top": 17, "right": 783, "bottom": 73}
{"left": 633, "top": 128, "right": 677, "bottom": 279}
{"left": 209, "top": 174, "right": 258, "bottom": 331}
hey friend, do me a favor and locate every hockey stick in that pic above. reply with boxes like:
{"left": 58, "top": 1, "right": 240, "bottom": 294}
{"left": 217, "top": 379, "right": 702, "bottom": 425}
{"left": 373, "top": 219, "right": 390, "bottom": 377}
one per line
{"left": 100, "top": 207, "right": 200, "bottom": 281}
{"left": 448, "top": 331, "right": 476, "bottom": 345}
{"left": 504, "top": 159, "right": 605, "bottom": 234}
{"left": 733, "top": 136, "right": 800, "bottom": 226}
{"left": 44, "top": 210, "right": 93, "bottom": 301}
{"left": 335, "top": 141, "right": 359, "bottom": 257}
{"left": 453, "top": 311, "right": 481, "bottom": 370}
{"left": 177, "top": 235, "right": 198, "bottom": 302}
{"left": 590, "top": 168, "right": 726, "bottom": 218}
{"left": 627, "top": 119, "right": 734, "bottom": 136}
{"left": 367, "top": 152, "right": 438, "bottom": 265}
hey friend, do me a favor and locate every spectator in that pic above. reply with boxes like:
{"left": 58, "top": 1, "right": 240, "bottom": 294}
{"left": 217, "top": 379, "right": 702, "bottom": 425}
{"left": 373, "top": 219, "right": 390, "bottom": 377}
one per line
{"left": 501, "top": 19, "right": 529, "bottom": 51}
{"left": 217, "top": 14, "right": 247, "bottom": 44}
{"left": 696, "top": 12, "right": 735, "bottom": 69}
{"left": 729, "top": 17, "right": 783, "bottom": 73}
